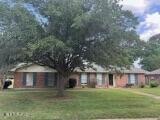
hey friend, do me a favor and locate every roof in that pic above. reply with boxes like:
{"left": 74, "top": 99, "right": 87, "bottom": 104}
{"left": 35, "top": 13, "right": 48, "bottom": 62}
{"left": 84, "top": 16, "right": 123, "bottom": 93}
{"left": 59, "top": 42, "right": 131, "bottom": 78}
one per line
{"left": 122, "top": 68, "right": 148, "bottom": 74}
{"left": 147, "top": 68, "right": 160, "bottom": 75}
{"left": 75, "top": 65, "right": 109, "bottom": 73}
{"left": 10, "top": 63, "right": 57, "bottom": 73}
{"left": 10, "top": 63, "right": 147, "bottom": 74}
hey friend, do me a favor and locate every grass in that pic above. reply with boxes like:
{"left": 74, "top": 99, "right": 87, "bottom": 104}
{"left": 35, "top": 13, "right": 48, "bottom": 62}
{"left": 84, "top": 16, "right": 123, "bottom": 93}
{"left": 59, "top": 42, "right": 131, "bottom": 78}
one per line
{"left": 0, "top": 89, "right": 160, "bottom": 120}
{"left": 133, "top": 87, "right": 160, "bottom": 96}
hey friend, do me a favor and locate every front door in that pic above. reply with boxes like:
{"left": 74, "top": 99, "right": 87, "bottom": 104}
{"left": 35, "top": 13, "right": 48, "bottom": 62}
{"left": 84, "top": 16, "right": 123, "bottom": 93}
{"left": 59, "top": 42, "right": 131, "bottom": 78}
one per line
{"left": 109, "top": 74, "right": 113, "bottom": 86}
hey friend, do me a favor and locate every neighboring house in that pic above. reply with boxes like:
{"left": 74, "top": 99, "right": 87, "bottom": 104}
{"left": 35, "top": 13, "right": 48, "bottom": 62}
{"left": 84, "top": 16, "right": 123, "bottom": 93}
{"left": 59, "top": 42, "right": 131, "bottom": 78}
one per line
{"left": 145, "top": 69, "right": 160, "bottom": 84}
{"left": 11, "top": 63, "right": 147, "bottom": 88}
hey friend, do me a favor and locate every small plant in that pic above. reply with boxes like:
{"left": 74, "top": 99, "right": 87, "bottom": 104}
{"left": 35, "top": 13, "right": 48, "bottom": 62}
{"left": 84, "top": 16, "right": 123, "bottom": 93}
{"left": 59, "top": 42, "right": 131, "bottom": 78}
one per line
{"left": 126, "top": 83, "right": 134, "bottom": 88}
{"left": 139, "top": 82, "right": 145, "bottom": 88}
{"left": 150, "top": 81, "right": 159, "bottom": 88}
{"left": 82, "top": 85, "right": 87, "bottom": 88}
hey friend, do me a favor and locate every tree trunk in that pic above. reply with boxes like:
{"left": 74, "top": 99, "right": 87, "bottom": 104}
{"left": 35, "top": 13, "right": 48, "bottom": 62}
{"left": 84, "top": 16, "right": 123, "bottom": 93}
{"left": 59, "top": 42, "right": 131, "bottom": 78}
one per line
{"left": 0, "top": 79, "right": 4, "bottom": 91}
{"left": 56, "top": 74, "right": 68, "bottom": 97}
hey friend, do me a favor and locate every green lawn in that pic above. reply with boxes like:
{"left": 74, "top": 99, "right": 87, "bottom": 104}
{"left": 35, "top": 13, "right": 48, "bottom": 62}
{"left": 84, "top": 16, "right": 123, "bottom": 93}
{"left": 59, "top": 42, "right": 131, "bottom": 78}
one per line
{"left": 133, "top": 87, "right": 160, "bottom": 96}
{"left": 0, "top": 89, "right": 160, "bottom": 120}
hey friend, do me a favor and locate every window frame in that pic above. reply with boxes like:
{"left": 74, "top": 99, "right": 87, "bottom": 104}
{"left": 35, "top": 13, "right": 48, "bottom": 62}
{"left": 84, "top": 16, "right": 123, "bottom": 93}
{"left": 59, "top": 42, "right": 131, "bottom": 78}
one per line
{"left": 81, "top": 73, "right": 88, "bottom": 85}
{"left": 26, "top": 73, "right": 34, "bottom": 86}
{"left": 96, "top": 73, "right": 103, "bottom": 86}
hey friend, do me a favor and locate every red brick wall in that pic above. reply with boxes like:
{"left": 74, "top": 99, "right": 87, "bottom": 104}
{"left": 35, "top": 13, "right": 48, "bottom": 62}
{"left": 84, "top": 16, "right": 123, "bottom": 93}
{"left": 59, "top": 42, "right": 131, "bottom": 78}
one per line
{"left": 138, "top": 74, "right": 145, "bottom": 85}
{"left": 36, "top": 73, "right": 45, "bottom": 88}
{"left": 116, "top": 74, "right": 128, "bottom": 87}
{"left": 69, "top": 73, "right": 98, "bottom": 87}
{"left": 115, "top": 74, "right": 146, "bottom": 87}
{"left": 69, "top": 73, "right": 81, "bottom": 87}
{"left": 14, "top": 72, "right": 146, "bottom": 88}
{"left": 14, "top": 72, "right": 23, "bottom": 88}
{"left": 89, "top": 73, "right": 96, "bottom": 84}
{"left": 14, "top": 72, "right": 49, "bottom": 88}
{"left": 69, "top": 73, "right": 108, "bottom": 88}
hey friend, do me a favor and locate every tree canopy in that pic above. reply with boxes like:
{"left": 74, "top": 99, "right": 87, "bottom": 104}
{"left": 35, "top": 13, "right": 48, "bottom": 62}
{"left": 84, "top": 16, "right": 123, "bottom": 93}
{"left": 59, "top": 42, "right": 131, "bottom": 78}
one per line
{"left": 0, "top": 0, "right": 140, "bottom": 96}
{"left": 140, "top": 34, "right": 160, "bottom": 71}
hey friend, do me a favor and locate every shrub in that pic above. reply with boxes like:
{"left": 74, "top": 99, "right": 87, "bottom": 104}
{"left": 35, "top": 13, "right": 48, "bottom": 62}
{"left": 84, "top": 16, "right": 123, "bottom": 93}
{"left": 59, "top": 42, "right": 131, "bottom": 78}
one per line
{"left": 126, "top": 83, "right": 134, "bottom": 88}
{"left": 150, "top": 81, "right": 159, "bottom": 88}
{"left": 139, "top": 82, "right": 145, "bottom": 88}
{"left": 68, "top": 79, "right": 77, "bottom": 88}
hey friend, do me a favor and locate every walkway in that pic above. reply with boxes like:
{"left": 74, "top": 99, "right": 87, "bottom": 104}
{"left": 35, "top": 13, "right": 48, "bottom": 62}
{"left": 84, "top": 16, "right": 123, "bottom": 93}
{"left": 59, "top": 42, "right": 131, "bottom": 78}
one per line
{"left": 118, "top": 88, "right": 160, "bottom": 100}
{"left": 98, "top": 118, "right": 158, "bottom": 120}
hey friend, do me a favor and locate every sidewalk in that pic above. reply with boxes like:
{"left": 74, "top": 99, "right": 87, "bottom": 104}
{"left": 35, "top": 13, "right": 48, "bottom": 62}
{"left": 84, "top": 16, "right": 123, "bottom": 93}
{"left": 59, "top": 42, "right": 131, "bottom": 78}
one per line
{"left": 117, "top": 88, "right": 160, "bottom": 100}
{"left": 97, "top": 118, "right": 158, "bottom": 120}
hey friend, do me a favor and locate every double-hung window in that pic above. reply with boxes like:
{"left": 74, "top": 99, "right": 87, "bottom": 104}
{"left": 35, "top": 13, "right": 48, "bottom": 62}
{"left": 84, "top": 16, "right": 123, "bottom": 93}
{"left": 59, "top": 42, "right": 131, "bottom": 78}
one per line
{"left": 97, "top": 74, "right": 103, "bottom": 86}
{"left": 26, "top": 73, "right": 33, "bottom": 86}
{"left": 81, "top": 73, "right": 87, "bottom": 85}
{"left": 129, "top": 74, "right": 136, "bottom": 84}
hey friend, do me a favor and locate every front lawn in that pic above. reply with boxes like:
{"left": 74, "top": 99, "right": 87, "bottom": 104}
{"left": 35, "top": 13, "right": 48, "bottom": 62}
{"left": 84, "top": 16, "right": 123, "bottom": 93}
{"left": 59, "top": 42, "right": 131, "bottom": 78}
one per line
{"left": 0, "top": 89, "right": 160, "bottom": 120}
{"left": 133, "top": 87, "right": 160, "bottom": 96}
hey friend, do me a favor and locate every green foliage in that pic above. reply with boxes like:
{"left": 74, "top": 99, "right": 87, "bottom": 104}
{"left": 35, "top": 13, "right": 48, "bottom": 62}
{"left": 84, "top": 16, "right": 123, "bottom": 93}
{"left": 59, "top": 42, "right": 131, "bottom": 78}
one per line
{"left": 0, "top": 2, "right": 44, "bottom": 69}
{"left": 0, "top": 0, "right": 140, "bottom": 75}
{"left": 140, "top": 34, "right": 160, "bottom": 71}
{"left": 139, "top": 82, "right": 145, "bottom": 88}
{"left": 150, "top": 81, "right": 159, "bottom": 88}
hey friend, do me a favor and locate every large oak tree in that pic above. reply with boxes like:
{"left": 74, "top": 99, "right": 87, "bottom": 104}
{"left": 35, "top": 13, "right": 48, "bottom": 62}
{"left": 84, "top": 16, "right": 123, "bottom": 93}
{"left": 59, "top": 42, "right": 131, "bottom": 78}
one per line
{"left": 0, "top": 0, "right": 140, "bottom": 96}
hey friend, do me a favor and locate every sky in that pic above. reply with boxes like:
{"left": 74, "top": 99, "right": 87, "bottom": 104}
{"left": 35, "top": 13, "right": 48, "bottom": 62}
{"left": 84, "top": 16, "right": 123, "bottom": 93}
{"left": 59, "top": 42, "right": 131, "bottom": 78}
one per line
{"left": 120, "top": 0, "right": 160, "bottom": 68}
{"left": 120, "top": 0, "right": 160, "bottom": 41}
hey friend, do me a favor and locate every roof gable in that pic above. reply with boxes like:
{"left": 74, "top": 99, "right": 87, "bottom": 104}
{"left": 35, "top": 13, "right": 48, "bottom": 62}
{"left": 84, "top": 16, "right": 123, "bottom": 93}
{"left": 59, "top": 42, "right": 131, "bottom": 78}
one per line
{"left": 11, "top": 64, "right": 57, "bottom": 73}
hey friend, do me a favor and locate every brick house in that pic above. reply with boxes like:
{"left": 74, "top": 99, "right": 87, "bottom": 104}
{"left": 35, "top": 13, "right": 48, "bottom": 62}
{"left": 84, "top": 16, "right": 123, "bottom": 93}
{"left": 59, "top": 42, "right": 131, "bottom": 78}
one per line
{"left": 145, "top": 69, "right": 160, "bottom": 84}
{"left": 11, "top": 63, "right": 147, "bottom": 88}
{"left": 114, "top": 68, "right": 147, "bottom": 87}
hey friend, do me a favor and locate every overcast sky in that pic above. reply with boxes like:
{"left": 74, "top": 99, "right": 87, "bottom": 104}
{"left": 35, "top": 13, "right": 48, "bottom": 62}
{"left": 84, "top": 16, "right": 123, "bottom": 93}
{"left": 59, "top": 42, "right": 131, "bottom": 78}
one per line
{"left": 120, "top": 0, "right": 160, "bottom": 41}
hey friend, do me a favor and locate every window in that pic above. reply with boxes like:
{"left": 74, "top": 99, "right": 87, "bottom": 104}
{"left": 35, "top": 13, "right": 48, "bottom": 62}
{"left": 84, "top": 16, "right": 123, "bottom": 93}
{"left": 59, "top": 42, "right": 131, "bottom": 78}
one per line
{"left": 97, "top": 74, "right": 102, "bottom": 85}
{"left": 81, "top": 73, "right": 87, "bottom": 84}
{"left": 26, "top": 73, "right": 33, "bottom": 86}
{"left": 48, "top": 73, "right": 55, "bottom": 87}
{"left": 129, "top": 74, "right": 136, "bottom": 84}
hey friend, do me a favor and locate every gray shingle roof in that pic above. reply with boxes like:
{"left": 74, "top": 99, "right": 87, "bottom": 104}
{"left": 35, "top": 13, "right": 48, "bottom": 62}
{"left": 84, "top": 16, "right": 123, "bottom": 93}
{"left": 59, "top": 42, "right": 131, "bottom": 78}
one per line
{"left": 10, "top": 63, "right": 148, "bottom": 74}
{"left": 123, "top": 68, "right": 148, "bottom": 74}
{"left": 147, "top": 69, "right": 160, "bottom": 75}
